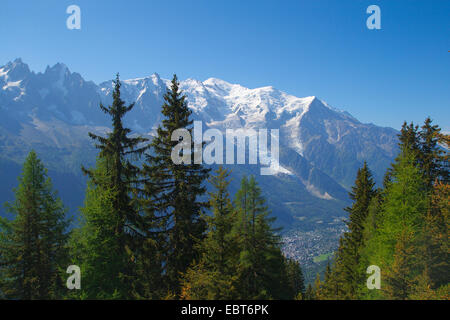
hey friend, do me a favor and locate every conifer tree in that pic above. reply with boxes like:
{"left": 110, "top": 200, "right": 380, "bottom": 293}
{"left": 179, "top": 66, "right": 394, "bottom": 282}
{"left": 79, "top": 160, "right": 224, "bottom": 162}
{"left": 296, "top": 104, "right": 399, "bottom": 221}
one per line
{"left": 181, "top": 167, "right": 238, "bottom": 299}
{"left": 364, "top": 146, "right": 428, "bottom": 299}
{"left": 344, "top": 162, "right": 376, "bottom": 242}
{"left": 398, "top": 121, "right": 420, "bottom": 156}
{"left": 342, "top": 162, "right": 376, "bottom": 297}
{"left": 285, "top": 258, "right": 305, "bottom": 299}
{"left": 384, "top": 121, "right": 420, "bottom": 183}
{"left": 326, "top": 238, "right": 347, "bottom": 299}
{"left": 384, "top": 229, "right": 417, "bottom": 299}
{"left": 201, "top": 167, "right": 237, "bottom": 275}
{"left": 313, "top": 273, "right": 324, "bottom": 300}
{"left": 382, "top": 147, "right": 427, "bottom": 240}
{"left": 438, "top": 132, "right": 450, "bottom": 183}
{"left": 142, "top": 74, "right": 210, "bottom": 295}
{"left": 0, "top": 151, "right": 69, "bottom": 299}
{"left": 325, "top": 162, "right": 376, "bottom": 299}
{"left": 319, "top": 262, "right": 334, "bottom": 299}
{"left": 419, "top": 117, "right": 448, "bottom": 186}
{"left": 328, "top": 118, "right": 448, "bottom": 300}
{"left": 69, "top": 157, "right": 129, "bottom": 299}
{"left": 357, "top": 192, "right": 383, "bottom": 298}
{"left": 422, "top": 181, "right": 449, "bottom": 289}
{"left": 305, "top": 283, "right": 314, "bottom": 300}
{"left": 419, "top": 131, "right": 449, "bottom": 291}
{"left": 74, "top": 74, "right": 148, "bottom": 298}
{"left": 233, "top": 176, "right": 289, "bottom": 299}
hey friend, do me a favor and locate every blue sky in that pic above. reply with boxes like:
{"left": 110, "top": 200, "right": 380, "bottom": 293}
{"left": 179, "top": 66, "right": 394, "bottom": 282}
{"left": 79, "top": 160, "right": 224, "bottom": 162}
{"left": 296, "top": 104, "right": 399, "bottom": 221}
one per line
{"left": 1, "top": 0, "right": 449, "bottom": 131}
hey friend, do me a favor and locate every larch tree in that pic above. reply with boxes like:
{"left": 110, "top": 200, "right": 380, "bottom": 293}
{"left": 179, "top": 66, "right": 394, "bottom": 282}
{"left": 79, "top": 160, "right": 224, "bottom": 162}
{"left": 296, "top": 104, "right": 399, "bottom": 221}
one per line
{"left": 0, "top": 151, "right": 69, "bottom": 300}
{"left": 233, "top": 176, "right": 289, "bottom": 299}
{"left": 181, "top": 167, "right": 239, "bottom": 299}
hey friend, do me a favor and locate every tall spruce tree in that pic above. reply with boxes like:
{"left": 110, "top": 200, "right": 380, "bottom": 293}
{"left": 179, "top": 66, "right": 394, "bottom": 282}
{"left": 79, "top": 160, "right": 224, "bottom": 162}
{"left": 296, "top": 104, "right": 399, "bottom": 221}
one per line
{"left": 74, "top": 74, "right": 148, "bottom": 298}
{"left": 325, "top": 162, "right": 376, "bottom": 299}
{"left": 142, "top": 74, "right": 210, "bottom": 295}
{"left": 0, "top": 151, "right": 69, "bottom": 299}
{"left": 419, "top": 117, "right": 448, "bottom": 187}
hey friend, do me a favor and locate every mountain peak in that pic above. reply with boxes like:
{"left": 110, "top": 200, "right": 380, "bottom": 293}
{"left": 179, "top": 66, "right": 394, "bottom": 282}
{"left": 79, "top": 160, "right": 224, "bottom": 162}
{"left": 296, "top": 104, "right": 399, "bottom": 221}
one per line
{"left": 203, "top": 77, "right": 235, "bottom": 88}
{"left": 182, "top": 78, "right": 204, "bottom": 87}
{"left": 45, "top": 62, "right": 69, "bottom": 74}
{"left": 305, "top": 95, "right": 317, "bottom": 102}
{"left": 1, "top": 58, "right": 31, "bottom": 81}
{"left": 304, "top": 96, "right": 333, "bottom": 112}
{"left": 149, "top": 72, "right": 164, "bottom": 87}
{"left": 13, "top": 57, "right": 24, "bottom": 64}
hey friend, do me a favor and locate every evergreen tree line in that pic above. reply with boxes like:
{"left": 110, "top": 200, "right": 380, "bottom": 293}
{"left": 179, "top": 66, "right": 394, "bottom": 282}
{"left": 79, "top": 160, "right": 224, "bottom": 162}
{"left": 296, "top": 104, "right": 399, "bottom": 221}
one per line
{"left": 310, "top": 118, "right": 449, "bottom": 300}
{"left": 0, "top": 74, "right": 304, "bottom": 300}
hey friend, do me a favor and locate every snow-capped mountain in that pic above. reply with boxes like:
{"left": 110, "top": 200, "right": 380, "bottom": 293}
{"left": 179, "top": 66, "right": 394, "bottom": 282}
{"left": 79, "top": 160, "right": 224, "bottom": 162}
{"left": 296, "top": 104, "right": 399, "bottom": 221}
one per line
{"left": 0, "top": 59, "right": 399, "bottom": 229}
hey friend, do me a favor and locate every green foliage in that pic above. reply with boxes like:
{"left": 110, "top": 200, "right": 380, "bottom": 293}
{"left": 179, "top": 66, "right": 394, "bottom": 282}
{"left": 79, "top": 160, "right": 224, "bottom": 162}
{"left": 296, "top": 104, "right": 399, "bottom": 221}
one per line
{"left": 141, "top": 74, "right": 210, "bottom": 295}
{"left": 181, "top": 167, "right": 239, "bottom": 299}
{"left": 422, "top": 181, "right": 449, "bottom": 289}
{"left": 72, "top": 75, "right": 148, "bottom": 299}
{"left": 322, "top": 162, "right": 376, "bottom": 299}
{"left": 0, "top": 151, "right": 69, "bottom": 299}
{"left": 321, "top": 118, "right": 449, "bottom": 300}
{"left": 304, "top": 283, "right": 315, "bottom": 300}
{"left": 68, "top": 157, "right": 129, "bottom": 299}
{"left": 285, "top": 258, "right": 305, "bottom": 299}
{"left": 419, "top": 117, "right": 449, "bottom": 186}
{"left": 359, "top": 148, "right": 429, "bottom": 299}
{"left": 62, "top": 74, "right": 305, "bottom": 300}
{"left": 233, "top": 176, "right": 291, "bottom": 299}
{"left": 181, "top": 172, "right": 303, "bottom": 300}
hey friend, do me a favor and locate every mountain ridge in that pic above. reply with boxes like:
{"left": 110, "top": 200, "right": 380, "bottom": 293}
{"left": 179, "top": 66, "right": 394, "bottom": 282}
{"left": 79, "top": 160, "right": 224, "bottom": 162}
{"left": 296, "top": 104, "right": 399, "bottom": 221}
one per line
{"left": 0, "top": 59, "right": 399, "bottom": 231}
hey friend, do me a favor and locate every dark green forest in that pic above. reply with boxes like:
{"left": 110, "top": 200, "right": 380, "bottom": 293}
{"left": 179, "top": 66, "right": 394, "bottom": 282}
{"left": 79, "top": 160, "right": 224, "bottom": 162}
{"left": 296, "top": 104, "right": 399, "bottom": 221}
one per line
{"left": 0, "top": 75, "right": 448, "bottom": 300}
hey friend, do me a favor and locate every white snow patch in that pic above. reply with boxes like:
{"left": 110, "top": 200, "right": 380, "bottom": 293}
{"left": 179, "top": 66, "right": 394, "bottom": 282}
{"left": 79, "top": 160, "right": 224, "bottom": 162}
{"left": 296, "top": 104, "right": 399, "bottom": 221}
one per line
{"left": 0, "top": 68, "right": 8, "bottom": 78}
{"left": 2, "top": 80, "right": 22, "bottom": 90}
